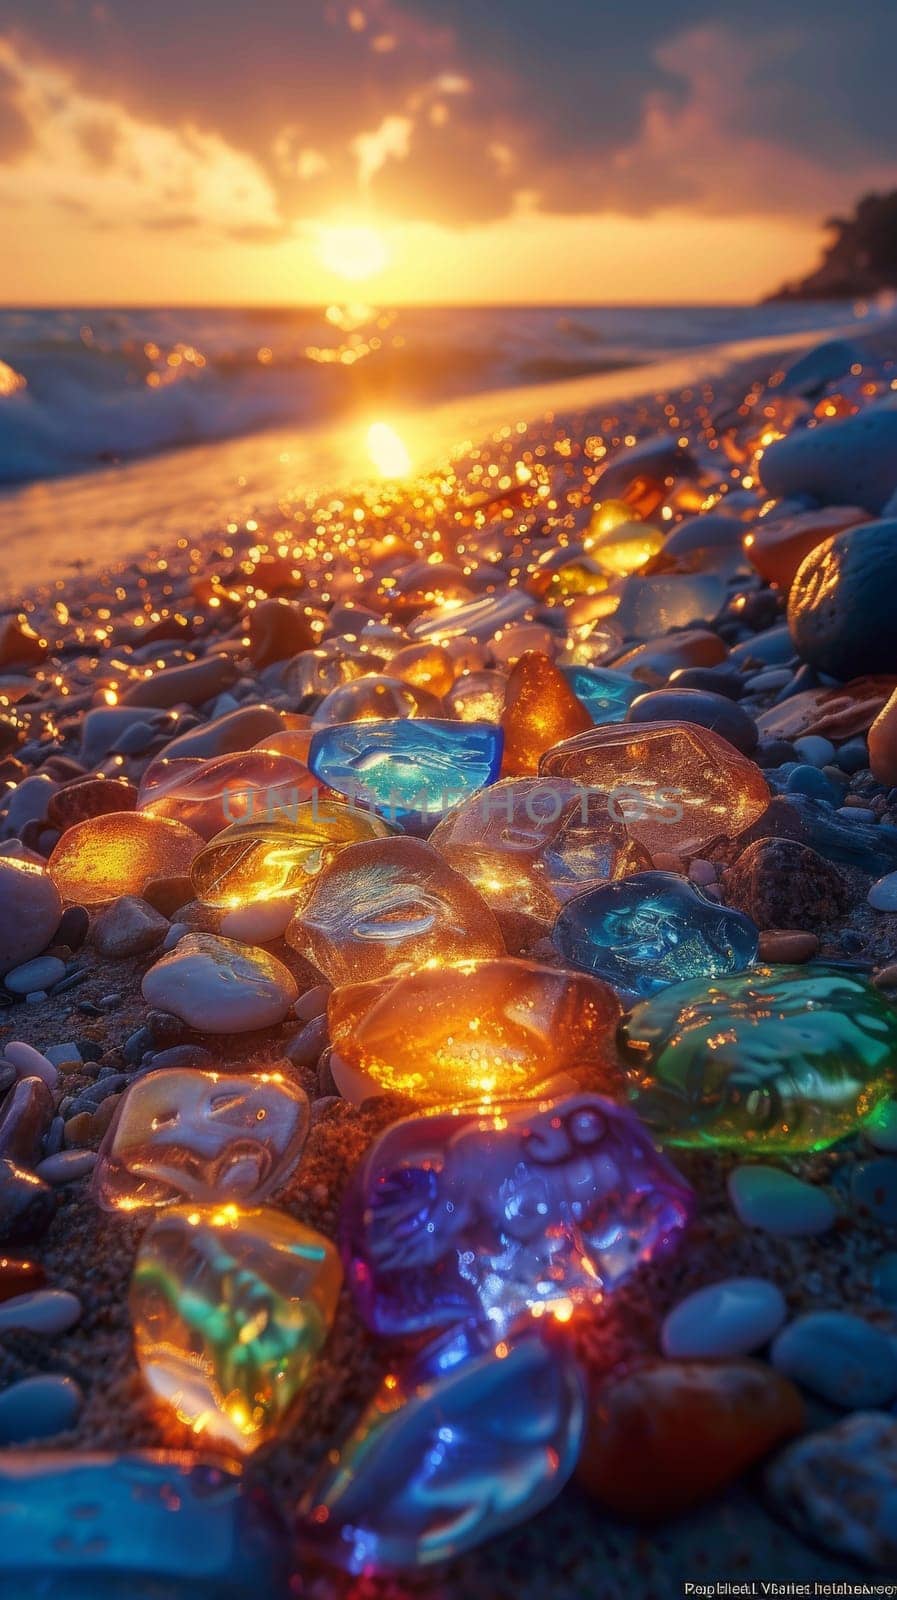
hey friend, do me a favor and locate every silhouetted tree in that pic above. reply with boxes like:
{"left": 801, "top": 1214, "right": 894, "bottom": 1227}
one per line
{"left": 768, "top": 191, "right": 897, "bottom": 299}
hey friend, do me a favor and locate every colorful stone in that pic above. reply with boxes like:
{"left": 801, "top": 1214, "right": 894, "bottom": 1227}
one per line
{"left": 141, "top": 935, "right": 298, "bottom": 1033}
{"left": 299, "top": 1326, "right": 584, "bottom": 1573}
{"left": 139, "top": 750, "right": 319, "bottom": 840}
{"left": 552, "top": 871, "right": 759, "bottom": 1000}
{"left": 311, "top": 674, "right": 443, "bottom": 727}
{"left": 500, "top": 651, "right": 592, "bottom": 777}
{"left": 429, "top": 776, "right": 649, "bottom": 922}
{"left": 190, "top": 799, "right": 393, "bottom": 908}
{"left": 444, "top": 668, "right": 506, "bottom": 723}
{"left": 131, "top": 1203, "right": 341, "bottom": 1453}
{"left": 342, "top": 1092, "right": 693, "bottom": 1336}
{"left": 328, "top": 957, "right": 623, "bottom": 1108}
{"left": 48, "top": 812, "right": 204, "bottom": 905}
{"left": 0, "top": 1449, "right": 289, "bottom": 1596}
{"left": 92, "top": 1067, "right": 310, "bottom": 1213}
{"left": 540, "top": 720, "right": 770, "bottom": 857}
{"left": 285, "top": 836, "right": 504, "bottom": 985}
{"left": 622, "top": 965, "right": 897, "bottom": 1151}
{"left": 561, "top": 664, "right": 641, "bottom": 724}
{"left": 577, "top": 1359, "right": 804, "bottom": 1520}
{"left": 308, "top": 718, "right": 503, "bottom": 826}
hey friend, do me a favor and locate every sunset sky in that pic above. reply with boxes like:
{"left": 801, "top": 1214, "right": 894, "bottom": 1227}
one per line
{"left": 2, "top": 0, "right": 896, "bottom": 305}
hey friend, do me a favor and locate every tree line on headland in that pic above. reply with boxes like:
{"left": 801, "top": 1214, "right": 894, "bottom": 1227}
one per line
{"left": 767, "top": 190, "right": 897, "bottom": 300}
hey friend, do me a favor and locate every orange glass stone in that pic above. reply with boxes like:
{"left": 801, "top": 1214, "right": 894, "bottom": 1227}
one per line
{"left": 191, "top": 799, "right": 393, "bottom": 907}
{"left": 286, "top": 836, "right": 504, "bottom": 985}
{"left": 328, "top": 956, "right": 623, "bottom": 1108}
{"left": 540, "top": 721, "right": 769, "bottom": 858}
{"left": 501, "top": 652, "right": 593, "bottom": 776}
{"left": 48, "top": 812, "right": 204, "bottom": 905}
{"left": 389, "top": 643, "right": 456, "bottom": 698}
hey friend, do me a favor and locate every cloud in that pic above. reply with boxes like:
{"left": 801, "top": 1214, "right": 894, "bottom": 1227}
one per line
{"left": 0, "top": 0, "right": 894, "bottom": 249}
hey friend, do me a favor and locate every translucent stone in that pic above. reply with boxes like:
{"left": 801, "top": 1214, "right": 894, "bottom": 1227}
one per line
{"left": 48, "top": 812, "right": 204, "bottom": 905}
{"left": 561, "top": 664, "right": 642, "bottom": 724}
{"left": 92, "top": 1067, "right": 310, "bottom": 1212}
{"left": 622, "top": 965, "right": 897, "bottom": 1152}
{"left": 299, "top": 1327, "right": 584, "bottom": 1573}
{"left": 612, "top": 573, "right": 726, "bottom": 636}
{"left": 553, "top": 871, "right": 759, "bottom": 1001}
{"left": 345, "top": 1093, "right": 692, "bottom": 1339}
{"left": 190, "top": 799, "right": 393, "bottom": 907}
{"left": 0, "top": 1450, "right": 288, "bottom": 1598}
{"left": 286, "top": 836, "right": 504, "bottom": 985}
{"left": 389, "top": 642, "right": 455, "bottom": 697}
{"left": 131, "top": 1204, "right": 341, "bottom": 1454}
{"left": 328, "top": 957, "right": 623, "bottom": 1107}
{"left": 429, "top": 777, "right": 649, "bottom": 921}
{"left": 444, "top": 669, "right": 507, "bottom": 723}
{"left": 308, "top": 718, "right": 503, "bottom": 827}
{"left": 311, "top": 675, "right": 443, "bottom": 728}
{"left": 284, "top": 645, "right": 370, "bottom": 700}
{"left": 500, "top": 651, "right": 593, "bottom": 775}
{"left": 586, "top": 517, "right": 664, "bottom": 575}
{"left": 540, "top": 720, "right": 770, "bottom": 857}
{"left": 138, "top": 750, "right": 319, "bottom": 840}
{"left": 408, "top": 589, "right": 532, "bottom": 644}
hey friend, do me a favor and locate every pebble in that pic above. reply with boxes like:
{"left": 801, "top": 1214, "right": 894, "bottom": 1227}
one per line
{"left": 868, "top": 871, "right": 897, "bottom": 911}
{"left": 0, "top": 1076, "right": 54, "bottom": 1164}
{"left": 160, "top": 704, "right": 283, "bottom": 762}
{"left": 792, "top": 735, "right": 836, "bottom": 767}
{"left": 34, "top": 1148, "right": 97, "bottom": 1184}
{"left": 850, "top": 1158, "right": 897, "bottom": 1225}
{"left": 868, "top": 685, "right": 897, "bottom": 786}
{"left": 91, "top": 895, "right": 170, "bottom": 957}
{"left": 767, "top": 1412, "right": 897, "bottom": 1569}
{"left": 835, "top": 736, "right": 869, "bottom": 775}
{"left": 770, "top": 1311, "right": 897, "bottom": 1407}
{"left": 661, "top": 1277, "right": 787, "bottom": 1359}
{"left": 0, "top": 859, "right": 62, "bottom": 978}
{"left": 788, "top": 519, "right": 897, "bottom": 677}
{"left": 721, "top": 837, "right": 848, "bottom": 930}
{"left": 141, "top": 932, "right": 299, "bottom": 1031}
{"left": 746, "top": 666, "right": 794, "bottom": 692}
{"left": 728, "top": 1164, "right": 836, "bottom": 1236}
{"left": 3, "top": 956, "right": 66, "bottom": 995}
{"left": 293, "top": 983, "right": 330, "bottom": 1022}
{"left": 762, "top": 410, "right": 897, "bottom": 515}
{"left": 577, "top": 1358, "right": 804, "bottom": 1519}
{"left": 785, "top": 764, "right": 840, "bottom": 805}
{"left": 758, "top": 929, "right": 819, "bottom": 963}
{"left": 0, "top": 1287, "right": 81, "bottom": 1335}
{"left": 627, "top": 688, "right": 758, "bottom": 754}
{"left": 3, "top": 1040, "right": 59, "bottom": 1089}
{"left": 0, "top": 1373, "right": 83, "bottom": 1443}
{"left": 219, "top": 898, "right": 294, "bottom": 943}
{"left": 54, "top": 904, "right": 89, "bottom": 951}
{"left": 864, "top": 1098, "right": 897, "bottom": 1151}
{"left": 872, "top": 1252, "right": 897, "bottom": 1304}
{"left": 0, "top": 1159, "right": 56, "bottom": 1242}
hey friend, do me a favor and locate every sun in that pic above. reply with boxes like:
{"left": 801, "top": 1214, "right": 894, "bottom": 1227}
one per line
{"left": 314, "top": 222, "right": 389, "bottom": 282}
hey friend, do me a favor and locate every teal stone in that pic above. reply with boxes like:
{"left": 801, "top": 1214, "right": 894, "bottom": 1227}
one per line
{"left": 307, "top": 718, "right": 503, "bottom": 827}
{"left": 561, "top": 664, "right": 640, "bottom": 724}
{"left": 0, "top": 1450, "right": 289, "bottom": 1598}
{"left": 299, "top": 1325, "right": 584, "bottom": 1573}
{"left": 621, "top": 965, "right": 897, "bottom": 1152}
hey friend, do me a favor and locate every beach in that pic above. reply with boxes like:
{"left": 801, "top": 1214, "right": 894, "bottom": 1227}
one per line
{"left": 3, "top": 305, "right": 897, "bottom": 1596}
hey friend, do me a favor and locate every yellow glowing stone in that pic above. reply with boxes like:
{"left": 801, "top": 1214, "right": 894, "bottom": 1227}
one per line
{"left": 501, "top": 651, "right": 593, "bottom": 776}
{"left": 587, "top": 499, "right": 635, "bottom": 538}
{"left": 389, "top": 642, "right": 456, "bottom": 698}
{"left": 48, "top": 812, "right": 204, "bottom": 905}
{"left": 587, "top": 519, "right": 664, "bottom": 577}
{"left": 131, "top": 1203, "right": 341, "bottom": 1454}
{"left": 286, "top": 835, "right": 504, "bottom": 985}
{"left": 191, "top": 800, "right": 394, "bottom": 908}
{"left": 328, "top": 957, "right": 623, "bottom": 1107}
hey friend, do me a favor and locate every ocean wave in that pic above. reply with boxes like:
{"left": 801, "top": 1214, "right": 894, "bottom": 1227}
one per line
{"left": 0, "top": 301, "right": 868, "bottom": 487}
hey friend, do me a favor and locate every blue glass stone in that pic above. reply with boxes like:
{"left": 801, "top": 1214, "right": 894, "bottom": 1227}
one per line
{"left": 342, "top": 1091, "right": 693, "bottom": 1338}
{"left": 0, "top": 1450, "right": 288, "bottom": 1598}
{"left": 299, "top": 1325, "right": 584, "bottom": 1573}
{"left": 561, "top": 664, "right": 641, "bottom": 724}
{"left": 552, "top": 870, "right": 759, "bottom": 1001}
{"left": 307, "top": 718, "right": 503, "bottom": 827}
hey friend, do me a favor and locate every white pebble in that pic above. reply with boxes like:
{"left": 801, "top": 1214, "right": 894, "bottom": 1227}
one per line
{"left": 0, "top": 1289, "right": 82, "bottom": 1336}
{"left": 662, "top": 1276, "right": 787, "bottom": 1358}
{"left": 728, "top": 1164, "right": 836, "bottom": 1237}
{"left": 4, "top": 956, "right": 66, "bottom": 995}
{"left": 869, "top": 872, "right": 897, "bottom": 912}
{"left": 220, "top": 899, "right": 294, "bottom": 943}
{"left": 3, "top": 1040, "right": 59, "bottom": 1089}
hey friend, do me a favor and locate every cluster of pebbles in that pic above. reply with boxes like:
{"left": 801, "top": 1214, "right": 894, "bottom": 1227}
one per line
{"left": 2, "top": 330, "right": 897, "bottom": 1591}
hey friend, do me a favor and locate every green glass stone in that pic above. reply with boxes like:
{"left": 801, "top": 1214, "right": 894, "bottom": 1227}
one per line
{"left": 621, "top": 965, "right": 897, "bottom": 1152}
{"left": 131, "top": 1203, "right": 342, "bottom": 1454}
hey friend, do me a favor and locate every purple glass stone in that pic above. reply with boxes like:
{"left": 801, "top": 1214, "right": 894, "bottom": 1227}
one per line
{"left": 342, "top": 1092, "right": 694, "bottom": 1338}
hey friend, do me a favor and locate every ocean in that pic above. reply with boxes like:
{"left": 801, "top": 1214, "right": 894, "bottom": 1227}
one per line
{"left": 0, "top": 300, "right": 880, "bottom": 597}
